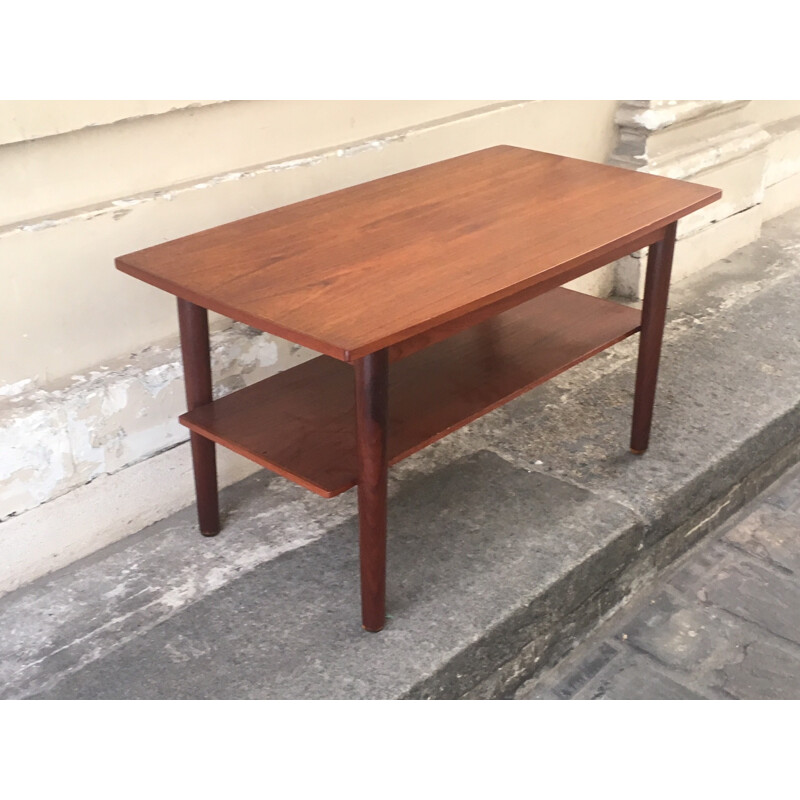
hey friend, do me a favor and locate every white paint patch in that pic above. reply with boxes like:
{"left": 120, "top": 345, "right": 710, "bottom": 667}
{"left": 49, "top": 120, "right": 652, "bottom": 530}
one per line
{"left": 633, "top": 107, "right": 678, "bottom": 132}
{"left": 0, "top": 322, "right": 282, "bottom": 522}
{"left": 0, "top": 378, "right": 35, "bottom": 398}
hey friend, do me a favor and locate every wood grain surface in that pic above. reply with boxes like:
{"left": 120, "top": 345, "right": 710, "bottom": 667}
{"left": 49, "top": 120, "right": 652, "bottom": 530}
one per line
{"left": 179, "top": 288, "right": 641, "bottom": 496}
{"left": 116, "top": 146, "right": 719, "bottom": 361}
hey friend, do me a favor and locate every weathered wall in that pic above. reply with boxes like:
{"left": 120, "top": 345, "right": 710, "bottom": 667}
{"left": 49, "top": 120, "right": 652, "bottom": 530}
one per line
{"left": 609, "top": 100, "right": 800, "bottom": 297}
{"left": 3, "top": 99, "right": 799, "bottom": 596}
{"left": 1, "top": 99, "right": 621, "bottom": 593}
{"left": 1, "top": 100, "right": 624, "bottom": 391}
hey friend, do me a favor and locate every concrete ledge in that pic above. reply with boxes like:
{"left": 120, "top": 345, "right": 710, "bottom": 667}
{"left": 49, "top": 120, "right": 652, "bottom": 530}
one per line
{"left": 0, "top": 441, "right": 260, "bottom": 597}
{"left": 1, "top": 210, "right": 799, "bottom": 699}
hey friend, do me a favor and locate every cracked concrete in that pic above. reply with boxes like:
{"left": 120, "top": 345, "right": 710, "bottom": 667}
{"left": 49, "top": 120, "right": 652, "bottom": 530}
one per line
{"left": 1, "top": 208, "right": 799, "bottom": 699}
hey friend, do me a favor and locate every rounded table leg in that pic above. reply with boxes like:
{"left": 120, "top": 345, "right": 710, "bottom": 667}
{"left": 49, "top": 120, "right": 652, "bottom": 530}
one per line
{"left": 631, "top": 221, "right": 677, "bottom": 455}
{"left": 354, "top": 350, "right": 389, "bottom": 632}
{"left": 177, "top": 298, "right": 220, "bottom": 536}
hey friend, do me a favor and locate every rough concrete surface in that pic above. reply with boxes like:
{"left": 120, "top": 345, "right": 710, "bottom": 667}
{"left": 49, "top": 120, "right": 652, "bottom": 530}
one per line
{"left": 517, "top": 460, "right": 800, "bottom": 700}
{"left": 1, "top": 209, "right": 799, "bottom": 700}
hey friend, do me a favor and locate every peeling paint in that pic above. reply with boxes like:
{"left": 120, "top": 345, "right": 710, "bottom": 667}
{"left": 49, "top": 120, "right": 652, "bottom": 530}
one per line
{"left": 0, "top": 322, "right": 289, "bottom": 522}
{"left": 18, "top": 219, "right": 61, "bottom": 233}
{"left": 634, "top": 107, "right": 678, "bottom": 132}
{"left": 645, "top": 126, "right": 771, "bottom": 181}
{"left": 617, "top": 100, "right": 749, "bottom": 134}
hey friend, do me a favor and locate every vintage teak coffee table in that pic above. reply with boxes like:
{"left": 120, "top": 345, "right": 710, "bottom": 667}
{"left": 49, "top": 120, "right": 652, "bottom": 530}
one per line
{"left": 116, "top": 145, "right": 720, "bottom": 632}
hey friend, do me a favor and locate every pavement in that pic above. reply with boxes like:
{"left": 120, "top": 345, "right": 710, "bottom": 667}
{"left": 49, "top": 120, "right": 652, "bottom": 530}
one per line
{"left": 516, "top": 459, "right": 800, "bottom": 699}
{"left": 1, "top": 208, "right": 799, "bottom": 700}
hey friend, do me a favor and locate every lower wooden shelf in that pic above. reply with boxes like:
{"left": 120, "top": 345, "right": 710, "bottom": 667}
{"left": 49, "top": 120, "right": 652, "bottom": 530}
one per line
{"left": 180, "top": 287, "right": 641, "bottom": 497}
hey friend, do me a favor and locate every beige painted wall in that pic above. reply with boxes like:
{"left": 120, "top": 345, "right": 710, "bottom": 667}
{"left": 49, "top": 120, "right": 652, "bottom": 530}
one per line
{"left": 1, "top": 100, "right": 619, "bottom": 392}
{"left": 0, "top": 100, "right": 221, "bottom": 146}
{"left": 0, "top": 99, "right": 626, "bottom": 595}
{"left": 746, "top": 100, "right": 800, "bottom": 125}
{"left": 9, "top": 99, "right": 800, "bottom": 597}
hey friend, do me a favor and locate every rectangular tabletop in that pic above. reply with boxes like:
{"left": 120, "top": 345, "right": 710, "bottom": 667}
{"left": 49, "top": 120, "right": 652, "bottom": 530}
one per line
{"left": 116, "top": 145, "right": 721, "bottom": 361}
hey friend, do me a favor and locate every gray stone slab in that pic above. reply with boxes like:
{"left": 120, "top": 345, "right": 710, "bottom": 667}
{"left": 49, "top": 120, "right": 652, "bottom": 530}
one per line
{"left": 616, "top": 591, "right": 752, "bottom": 673}
{"left": 713, "top": 637, "right": 800, "bottom": 699}
{"left": 703, "top": 557, "right": 800, "bottom": 646}
{"left": 725, "top": 505, "right": 800, "bottom": 575}
{"left": 665, "top": 541, "right": 736, "bottom": 597}
{"left": 515, "top": 342, "right": 800, "bottom": 701}
{"left": 524, "top": 642, "right": 621, "bottom": 699}
{"left": 0, "top": 469, "right": 361, "bottom": 699}
{"left": 572, "top": 651, "right": 706, "bottom": 700}
{"left": 761, "top": 461, "right": 800, "bottom": 513}
{"left": 33, "top": 451, "right": 640, "bottom": 699}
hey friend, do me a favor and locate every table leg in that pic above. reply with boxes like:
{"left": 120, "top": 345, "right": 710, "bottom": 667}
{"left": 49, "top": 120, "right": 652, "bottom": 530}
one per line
{"left": 631, "top": 221, "right": 678, "bottom": 454}
{"left": 177, "top": 298, "right": 220, "bottom": 535}
{"left": 354, "top": 350, "right": 389, "bottom": 632}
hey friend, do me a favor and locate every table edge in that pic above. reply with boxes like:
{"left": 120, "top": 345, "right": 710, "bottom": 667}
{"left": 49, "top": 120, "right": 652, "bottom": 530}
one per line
{"left": 115, "top": 187, "right": 720, "bottom": 362}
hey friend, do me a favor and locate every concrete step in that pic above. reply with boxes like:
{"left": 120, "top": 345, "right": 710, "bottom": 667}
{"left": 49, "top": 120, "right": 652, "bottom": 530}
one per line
{"left": 515, "top": 460, "right": 800, "bottom": 700}
{"left": 2, "top": 209, "right": 800, "bottom": 699}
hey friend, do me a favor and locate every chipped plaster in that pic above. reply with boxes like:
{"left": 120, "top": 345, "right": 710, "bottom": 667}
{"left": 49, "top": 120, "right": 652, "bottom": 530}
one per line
{"left": 0, "top": 322, "right": 299, "bottom": 521}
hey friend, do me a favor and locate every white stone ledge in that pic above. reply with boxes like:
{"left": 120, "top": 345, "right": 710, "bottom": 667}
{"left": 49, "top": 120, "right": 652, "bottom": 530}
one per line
{"left": 613, "top": 123, "right": 770, "bottom": 180}
{"left": 0, "top": 99, "right": 620, "bottom": 576}
{"left": 614, "top": 100, "right": 749, "bottom": 133}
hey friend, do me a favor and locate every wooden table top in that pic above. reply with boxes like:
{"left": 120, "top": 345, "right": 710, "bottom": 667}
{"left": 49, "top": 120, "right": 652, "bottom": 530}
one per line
{"left": 116, "top": 145, "right": 720, "bottom": 361}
